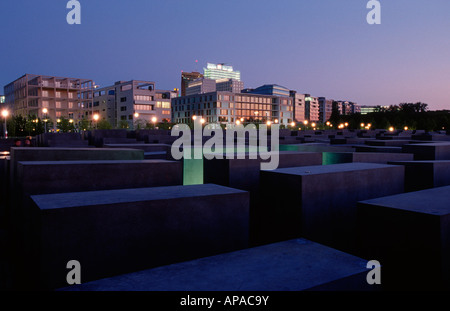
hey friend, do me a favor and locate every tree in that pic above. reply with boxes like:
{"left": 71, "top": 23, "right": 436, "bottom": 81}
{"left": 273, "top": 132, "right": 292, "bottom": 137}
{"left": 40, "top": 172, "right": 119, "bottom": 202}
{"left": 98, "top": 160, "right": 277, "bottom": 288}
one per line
{"left": 97, "top": 119, "right": 113, "bottom": 130}
{"left": 117, "top": 120, "right": 129, "bottom": 129}
{"left": 79, "top": 119, "right": 90, "bottom": 131}
{"left": 57, "top": 117, "right": 76, "bottom": 133}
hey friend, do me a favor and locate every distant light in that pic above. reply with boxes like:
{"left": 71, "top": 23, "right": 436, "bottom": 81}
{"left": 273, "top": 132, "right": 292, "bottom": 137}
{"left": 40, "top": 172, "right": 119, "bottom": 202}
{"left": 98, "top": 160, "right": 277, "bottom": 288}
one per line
{"left": 404, "top": 126, "right": 408, "bottom": 131}
{"left": 192, "top": 115, "right": 197, "bottom": 120}
{"left": 134, "top": 113, "right": 139, "bottom": 118}
{"left": 42, "top": 108, "right": 48, "bottom": 114}
{"left": 274, "top": 119, "right": 279, "bottom": 124}
{"left": 93, "top": 114, "right": 100, "bottom": 121}
{"left": 389, "top": 126, "right": 394, "bottom": 132}
{"left": 326, "top": 121, "right": 330, "bottom": 126}
{"left": 311, "top": 122, "right": 316, "bottom": 128}
{"left": 57, "top": 119, "right": 61, "bottom": 123}
{"left": 344, "top": 122, "right": 349, "bottom": 127}
{"left": 291, "top": 122, "right": 295, "bottom": 127}
{"left": 361, "top": 123, "right": 365, "bottom": 127}
{"left": 266, "top": 121, "right": 272, "bottom": 126}
{"left": 240, "top": 117, "right": 244, "bottom": 122}
{"left": 69, "top": 119, "right": 74, "bottom": 123}
{"left": 303, "top": 120, "right": 308, "bottom": 125}
{"left": 152, "top": 117, "right": 157, "bottom": 123}
{"left": 200, "top": 118, "right": 205, "bottom": 124}
{"left": 1, "top": 110, "right": 8, "bottom": 118}
{"left": 236, "top": 120, "right": 241, "bottom": 125}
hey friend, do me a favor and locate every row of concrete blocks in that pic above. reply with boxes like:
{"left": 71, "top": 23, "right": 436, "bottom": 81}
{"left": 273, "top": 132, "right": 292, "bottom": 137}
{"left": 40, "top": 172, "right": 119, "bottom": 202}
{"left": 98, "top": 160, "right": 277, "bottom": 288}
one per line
{"left": 60, "top": 162, "right": 450, "bottom": 291}
{"left": 2, "top": 146, "right": 450, "bottom": 290}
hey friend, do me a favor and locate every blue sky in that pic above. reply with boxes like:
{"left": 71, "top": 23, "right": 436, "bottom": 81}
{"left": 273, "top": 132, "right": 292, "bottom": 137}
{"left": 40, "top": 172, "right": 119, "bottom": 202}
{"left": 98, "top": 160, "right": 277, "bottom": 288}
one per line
{"left": 1, "top": 0, "right": 449, "bottom": 110}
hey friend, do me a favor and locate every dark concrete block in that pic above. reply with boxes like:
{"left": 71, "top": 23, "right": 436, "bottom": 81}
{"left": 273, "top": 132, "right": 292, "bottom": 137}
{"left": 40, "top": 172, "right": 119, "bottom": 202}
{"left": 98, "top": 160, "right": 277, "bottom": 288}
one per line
{"left": 103, "top": 143, "right": 170, "bottom": 153}
{"left": 9, "top": 147, "right": 145, "bottom": 186}
{"left": 357, "top": 186, "right": 450, "bottom": 290}
{"left": 59, "top": 239, "right": 372, "bottom": 291}
{"left": 280, "top": 143, "right": 355, "bottom": 153}
{"left": 387, "top": 160, "right": 450, "bottom": 192}
{"left": 259, "top": 163, "right": 405, "bottom": 253}
{"left": 0, "top": 155, "right": 10, "bottom": 227}
{"left": 204, "top": 151, "right": 323, "bottom": 192}
{"left": 355, "top": 146, "right": 403, "bottom": 153}
{"left": 323, "top": 152, "right": 414, "bottom": 165}
{"left": 26, "top": 184, "right": 249, "bottom": 290}
{"left": 365, "top": 140, "right": 412, "bottom": 147}
{"left": 38, "top": 133, "right": 89, "bottom": 147}
{"left": 402, "top": 142, "right": 450, "bottom": 160}
{"left": 17, "top": 159, "right": 183, "bottom": 195}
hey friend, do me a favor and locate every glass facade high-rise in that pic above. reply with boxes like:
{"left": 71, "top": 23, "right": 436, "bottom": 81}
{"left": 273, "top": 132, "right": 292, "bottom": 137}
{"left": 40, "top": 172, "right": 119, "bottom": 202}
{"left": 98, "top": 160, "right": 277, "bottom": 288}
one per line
{"left": 204, "top": 63, "right": 241, "bottom": 81}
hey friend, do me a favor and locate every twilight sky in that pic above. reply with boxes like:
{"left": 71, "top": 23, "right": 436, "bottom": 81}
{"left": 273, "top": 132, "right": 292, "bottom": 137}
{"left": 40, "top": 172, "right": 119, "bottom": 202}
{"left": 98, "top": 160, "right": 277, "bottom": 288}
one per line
{"left": 1, "top": 0, "right": 449, "bottom": 110}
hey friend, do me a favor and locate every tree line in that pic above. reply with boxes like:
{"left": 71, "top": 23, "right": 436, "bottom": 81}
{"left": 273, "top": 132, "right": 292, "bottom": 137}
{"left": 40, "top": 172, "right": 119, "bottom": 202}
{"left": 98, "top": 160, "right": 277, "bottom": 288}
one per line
{"left": 329, "top": 102, "right": 449, "bottom": 131}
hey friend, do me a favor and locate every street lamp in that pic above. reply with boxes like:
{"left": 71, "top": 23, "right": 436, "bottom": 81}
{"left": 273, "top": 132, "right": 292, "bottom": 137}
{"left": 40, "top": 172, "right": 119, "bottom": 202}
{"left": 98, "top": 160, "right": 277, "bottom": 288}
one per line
{"left": 1, "top": 109, "right": 9, "bottom": 139}
{"left": 93, "top": 113, "right": 100, "bottom": 129}
{"left": 42, "top": 108, "right": 48, "bottom": 133}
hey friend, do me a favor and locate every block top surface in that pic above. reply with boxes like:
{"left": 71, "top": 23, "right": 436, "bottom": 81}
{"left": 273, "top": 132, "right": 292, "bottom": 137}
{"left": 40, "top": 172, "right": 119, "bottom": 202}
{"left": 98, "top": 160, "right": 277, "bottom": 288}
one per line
{"left": 59, "top": 239, "right": 368, "bottom": 291}
{"left": 359, "top": 186, "right": 450, "bottom": 215}
{"left": 263, "top": 162, "right": 397, "bottom": 175}
{"left": 31, "top": 183, "right": 247, "bottom": 210}
{"left": 405, "top": 142, "right": 450, "bottom": 147}
{"left": 17, "top": 159, "right": 175, "bottom": 166}
{"left": 10, "top": 147, "right": 143, "bottom": 152}
{"left": 388, "top": 160, "right": 450, "bottom": 165}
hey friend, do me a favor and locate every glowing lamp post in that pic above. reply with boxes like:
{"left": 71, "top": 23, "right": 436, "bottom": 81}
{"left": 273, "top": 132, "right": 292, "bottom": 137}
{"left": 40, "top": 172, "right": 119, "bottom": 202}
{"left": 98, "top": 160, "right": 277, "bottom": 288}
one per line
{"left": 1, "top": 109, "right": 9, "bottom": 139}
{"left": 93, "top": 113, "right": 100, "bottom": 129}
{"left": 42, "top": 108, "right": 48, "bottom": 133}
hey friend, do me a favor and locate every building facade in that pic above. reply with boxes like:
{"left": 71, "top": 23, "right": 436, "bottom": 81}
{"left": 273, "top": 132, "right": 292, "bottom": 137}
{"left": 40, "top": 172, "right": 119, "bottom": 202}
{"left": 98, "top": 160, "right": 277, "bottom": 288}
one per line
{"left": 0, "top": 95, "right": 5, "bottom": 111}
{"left": 186, "top": 78, "right": 217, "bottom": 96}
{"left": 93, "top": 80, "right": 176, "bottom": 128}
{"left": 204, "top": 63, "right": 241, "bottom": 81}
{"left": 215, "top": 78, "right": 244, "bottom": 93}
{"left": 318, "top": 97, "right": 334, "bottom": 123}
{"left": 289, "top": 91, "right": 306, "bottom": 123}
{"left": 3, "top": 74, "right": 94, "bottom": 122}
{"left": 360, "top": 105, "right": 386, "bottom": 114}
{"left": 304, "top": 94, "right": 320, "bottom": 122}
{"left": 181, "top": 71, "right": 203, "bottom": 96}
{"left": 244, "top": 84, "right": 291, "bottom": 97}
{"left": 171, "top": 91, "right": 293, "bottom": 125}
{"left": 333, "top": 100, "right": 361, "bottom": 115}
